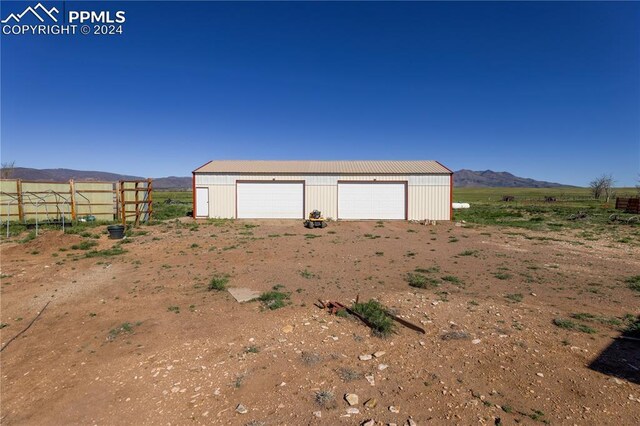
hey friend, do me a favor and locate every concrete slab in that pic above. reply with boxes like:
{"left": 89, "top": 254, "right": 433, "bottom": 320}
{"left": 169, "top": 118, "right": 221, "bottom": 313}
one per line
{"left": 228, "top": 287, "right": 261, "bottom": 303}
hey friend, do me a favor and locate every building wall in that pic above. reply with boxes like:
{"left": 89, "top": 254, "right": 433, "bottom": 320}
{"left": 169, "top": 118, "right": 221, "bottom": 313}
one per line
{"left": 194, "top": 173, "right": 451, "bottom": 220}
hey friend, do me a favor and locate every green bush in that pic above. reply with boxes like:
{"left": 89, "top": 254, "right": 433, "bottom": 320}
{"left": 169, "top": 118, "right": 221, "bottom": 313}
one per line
{"left": 351, "top": 299, "right": 394, "bottom": 337}
{"left": 208, "top": 274, "right": 229, "bottom": 291}
{"left": 406, "top": 272, "right": 439, "bottom": 289}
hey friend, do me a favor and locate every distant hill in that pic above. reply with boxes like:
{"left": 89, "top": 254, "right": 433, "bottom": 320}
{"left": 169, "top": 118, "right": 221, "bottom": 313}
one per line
{"left": 453, "top": 169, "right": 569, "bottom": 188}
{"left": 9, "top": 167, "right": 142, "bottom": 182}
{"left": 4, "top": 167, "right": 190, "bottom": 189}
{"left": 2, "top": 167, "right": 570, "bottom": 189}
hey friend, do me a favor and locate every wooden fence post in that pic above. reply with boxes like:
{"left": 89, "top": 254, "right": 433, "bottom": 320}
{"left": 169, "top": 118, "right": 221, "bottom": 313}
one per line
{"left": 16, "top": 179, "right": 24, "bottom": 222}
{"left": 69, "top": 179, "right": 77, "bottom": 220}
{"left": 120, "top": 181, "right": 126, "bottom": 225}
{"left": 147, "top": 178, "right": 153, "bottom": 221}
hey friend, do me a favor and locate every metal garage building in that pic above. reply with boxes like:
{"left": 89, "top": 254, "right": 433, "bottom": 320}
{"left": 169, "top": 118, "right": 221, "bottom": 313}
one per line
{"left": 192, "top": 160, "right": 453, "bottom": 221}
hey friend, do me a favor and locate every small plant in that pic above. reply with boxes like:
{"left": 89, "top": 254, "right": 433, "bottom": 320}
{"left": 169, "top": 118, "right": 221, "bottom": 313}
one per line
{"left": 459, "top": 250, "right": 478, "bottom": 256}
{"left": 494, "top": 272, "right": 512, "bottom": 280}
{"left": 85, "top": 246, "right": 126, "bottom": 258}
{"left": 190, "top": 243, "right": 200, "bottom": 248}
{"left": 505, "top": 293, "right": 523, "bottom": 303}
{"left": 299, "top": 269, "right": 314, "bottom": 279}
{"left": 625, "top": 275, "right": 640, "bottom": 292}
{"left": 415, "top": 266, "right": 440, "bottom": 274}
{"left": 304, "top": 234, "right": 321, "bottom": 239}
{"left": 19, "top": 231, "right": 36, "bottom": 243}
{"left": 107, "top": 322, "right": 137, "bottom": 341}
{"left": 441, "top": 275, "right": 463, "bottom": 286}
{"left": 351, "top": 299, "right": 394, "bottom": 337}
{"left": 208, "top": 274, "right": 229, "bottom": 291}
{"left": 441, "top": 330, "right": 470, "bottom": 340}
{"left": 258, "top": 289, "right": 290, "bottom": 310}
{"left": 168, "top": 305, "right": 180, "bottom": 314}
{"left": 234, "top": 372, "right": 247, "bottom": 388}
{"left": 301, "top": 351, "right": 322, "bottom": 365}
{"left": 315, "top": 390, "right": 337, "bottom": 410}
{"left": 406, "top": 272, "right": 439, "bottom": 289}
{"left": 244, "top": 345, "right": 260, "bottom": 354}
{"left": 375, "top": 251, "right": 384, "bottom": 256}
{"left": 71, "top": 240, "right": 98, "bottom": 250}
{"left": 553, "top": 318, "right": 596, "bottom": 334}
{"left": 337, "top": 367, "right": 362, "bottom": 382}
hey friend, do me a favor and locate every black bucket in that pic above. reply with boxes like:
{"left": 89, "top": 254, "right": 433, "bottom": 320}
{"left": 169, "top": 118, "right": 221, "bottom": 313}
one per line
{"left": 107, "top": 224, "right": 125, "bottom": 240}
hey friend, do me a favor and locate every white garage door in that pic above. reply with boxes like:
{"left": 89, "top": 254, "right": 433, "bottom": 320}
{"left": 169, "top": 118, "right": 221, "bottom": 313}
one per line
{"left": 338, "top": 182, "right": 406, "bottom": 220}
{"left": 237, "top": 182, "right": 304, "bottom": 219}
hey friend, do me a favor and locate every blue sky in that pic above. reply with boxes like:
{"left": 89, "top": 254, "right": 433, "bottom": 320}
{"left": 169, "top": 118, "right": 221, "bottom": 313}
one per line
{"left": 1, "top": 1, "right": 639, "bottom": 186}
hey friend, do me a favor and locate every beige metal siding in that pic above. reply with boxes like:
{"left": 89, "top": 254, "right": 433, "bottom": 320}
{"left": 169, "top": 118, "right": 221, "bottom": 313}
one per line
{"left": 196, "top": 173, "right": 451, "bottom": 220}
{"left": 75, "top": 182, "right": 115, "bottom": 220}
{"left": 0, "top": 180, "right": 20, "bottom": 220}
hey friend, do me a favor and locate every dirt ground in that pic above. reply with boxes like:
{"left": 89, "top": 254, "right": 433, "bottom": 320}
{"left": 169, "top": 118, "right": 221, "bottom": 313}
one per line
{"left": 1, "top": 219, "right": 639, "bottom": 425}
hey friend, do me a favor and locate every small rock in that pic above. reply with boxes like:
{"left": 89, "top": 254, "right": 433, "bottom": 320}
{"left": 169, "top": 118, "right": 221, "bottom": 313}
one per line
{"left": 536, "top": 373, "right": 544, "bottom": 378}
{"left": 364, "top": 398, "right": 378, "bottom": 409}
{"left": 362, "top": 420, "right": 375, "bottom": 426}
{"left": 281, "top": 325, "right": 293, "bottom": 333}
{"left": 345, "top": 393, "right": 359, "bottom": 406}
{"left": 313, "top": 411, "right": 322, "bottom": 418}
{"left": 235, "top": 404, "right": 248, "bottom": 414}
{"left": 346, "top": 407, "right": 360, "bottom": 415}
{"left": 389, "top": 406, "right": 400, "bottom": 413}
{"left": 365, "top": 374, "right": 375, "bottom": 386}
{"left": 378, "top": 364, "right": 389, "bottom": 371}
{"left": 472, "top": 339, "right": 481, "bottom": 344}
{"left": 373, "top": 351, "right": 386, "bottom": 358}
{"left": 359, "top": 354, "right": 373, "bottom": 361}
{"left": 406, "top": 418, "right": 417, "bottom": 426}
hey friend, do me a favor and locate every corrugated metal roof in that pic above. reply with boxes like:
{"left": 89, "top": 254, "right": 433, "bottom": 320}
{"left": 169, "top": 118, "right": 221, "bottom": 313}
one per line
{"left": 193, "top": 160, "right": 452, "bottom": 174}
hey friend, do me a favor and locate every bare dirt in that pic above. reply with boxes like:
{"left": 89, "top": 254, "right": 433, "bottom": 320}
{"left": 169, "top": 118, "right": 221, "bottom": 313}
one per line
{"left": 1, "top": 219, "right": 639, "bottom": 425}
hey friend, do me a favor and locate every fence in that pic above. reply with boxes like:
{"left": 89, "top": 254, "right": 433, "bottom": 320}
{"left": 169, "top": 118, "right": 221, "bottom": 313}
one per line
{"left": 615, "top": 197, "right": 640, "bottom": 214}
{"left": 0, "top": 179, "right": 153, "bottom": 225}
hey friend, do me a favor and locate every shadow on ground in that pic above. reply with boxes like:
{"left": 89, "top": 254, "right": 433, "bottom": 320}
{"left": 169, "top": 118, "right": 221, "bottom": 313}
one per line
{"left": 588, "top": 316, "right": 640, "bottom": 385}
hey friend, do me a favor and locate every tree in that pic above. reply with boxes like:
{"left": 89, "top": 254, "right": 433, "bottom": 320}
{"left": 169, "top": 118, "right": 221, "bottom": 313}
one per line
{"left": 0, "top": 160, "right": 15, "bottom": 179}
{"left": 589, "top": 174, "right": 614, "bottom": 202}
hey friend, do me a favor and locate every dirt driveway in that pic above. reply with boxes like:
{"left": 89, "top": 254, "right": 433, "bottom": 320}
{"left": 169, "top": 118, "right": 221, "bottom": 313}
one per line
{"left": 1, "top": 219, "right": 639, "bottom": 425}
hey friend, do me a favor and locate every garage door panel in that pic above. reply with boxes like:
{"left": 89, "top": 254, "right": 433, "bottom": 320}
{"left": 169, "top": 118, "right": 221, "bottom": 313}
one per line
{"left": 338, "top": 183, "right": 405, "bottom": 220}
{"left": 237, "top": 183, "right": 303, "bottom": 219}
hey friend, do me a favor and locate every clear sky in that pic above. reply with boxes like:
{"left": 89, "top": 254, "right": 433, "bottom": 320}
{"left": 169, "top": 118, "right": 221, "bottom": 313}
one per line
{"left": 1, "top": 1, "right": 639, "bottom": 186}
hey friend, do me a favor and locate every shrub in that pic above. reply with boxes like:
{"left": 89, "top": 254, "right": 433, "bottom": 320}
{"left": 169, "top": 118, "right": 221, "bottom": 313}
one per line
{"left": 208, "top": 274, "right": 229, "bottom": 291}
{"left": 406, "top": 273, "right": 439, "bottom": 289}
{"left": 258, "top": 289, "right": 290, "bottom": 310}
{"left": 351, "top": 299, "right": 394, "bottom": 337}
{"left": 553, "top": 318, "right": 596, "bottom": 334}
{"left": 625, "top": 275, "right": 640, "bottom": 292}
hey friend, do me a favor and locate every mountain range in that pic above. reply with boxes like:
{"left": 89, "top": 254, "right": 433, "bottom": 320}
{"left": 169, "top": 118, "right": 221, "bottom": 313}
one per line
{"left": 1, "top": 167, "right": 570, "bottom": 189}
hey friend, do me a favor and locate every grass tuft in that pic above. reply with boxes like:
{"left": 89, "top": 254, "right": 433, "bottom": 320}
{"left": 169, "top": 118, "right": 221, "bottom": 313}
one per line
{"left": 553, "top": 318, "right": 597, "bottom": 334}
{"left": 625, "top": 275, "right": 640, "bottom": 292}
{"left": 406, "top": 272, "right": 439, "bottom": 289}
{"left": 351, "top": 299, "right": 394, "bottom": 337}
{"left": 208, "top": 274, "right": 229, "bottom": 291}
{"left": 258, "top": 289, "right": 290, "bottom": 310}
